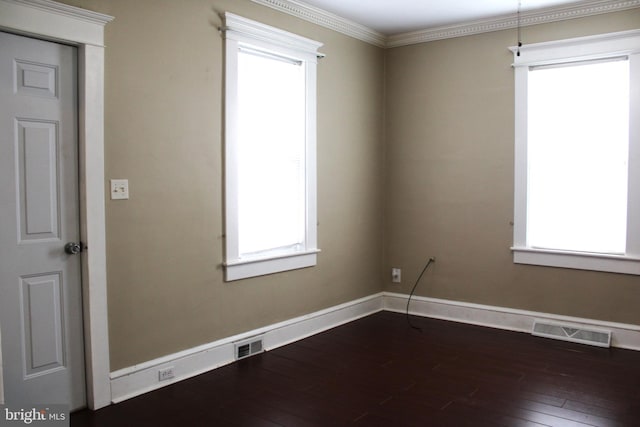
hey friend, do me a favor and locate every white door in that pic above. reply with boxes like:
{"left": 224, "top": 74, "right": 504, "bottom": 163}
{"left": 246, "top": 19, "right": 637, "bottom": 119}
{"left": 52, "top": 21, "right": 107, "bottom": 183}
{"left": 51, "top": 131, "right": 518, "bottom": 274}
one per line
{"left": 0, "top": 32, "right": 85, "bottom": 411}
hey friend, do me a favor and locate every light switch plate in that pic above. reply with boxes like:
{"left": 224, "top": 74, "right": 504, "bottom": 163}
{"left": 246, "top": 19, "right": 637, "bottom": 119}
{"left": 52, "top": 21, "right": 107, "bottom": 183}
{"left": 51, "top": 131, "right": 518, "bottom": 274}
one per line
{"left": 110, "top": 179, "right": 129, "bottom": 200}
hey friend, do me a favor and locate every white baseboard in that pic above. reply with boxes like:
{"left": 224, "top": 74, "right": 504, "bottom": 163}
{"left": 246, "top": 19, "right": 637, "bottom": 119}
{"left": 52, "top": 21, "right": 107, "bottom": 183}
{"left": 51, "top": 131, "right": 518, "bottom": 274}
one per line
{"left": 110, "top": 291, "right": 640, "bottom": 404}
{"left": 109, "top": 293, "right": 384, "bottom": 403}
{"left": 383, "top": 292, "right": 640, "bottom": 351}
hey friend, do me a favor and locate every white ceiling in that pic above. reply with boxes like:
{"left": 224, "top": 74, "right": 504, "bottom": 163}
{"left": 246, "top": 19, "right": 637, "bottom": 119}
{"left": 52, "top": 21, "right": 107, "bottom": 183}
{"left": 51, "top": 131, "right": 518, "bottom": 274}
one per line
{"left": 299, "top": 0, "right": 587, "bottom": 35}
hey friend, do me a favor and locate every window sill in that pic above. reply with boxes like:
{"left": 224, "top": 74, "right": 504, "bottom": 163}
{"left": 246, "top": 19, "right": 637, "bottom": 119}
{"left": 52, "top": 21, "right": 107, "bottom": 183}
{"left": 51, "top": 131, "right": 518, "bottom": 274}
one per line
{"left": 225, "top": 249, "right": 320, "bottom": 281}
{"left": 511, "top": 247, "right": 640, "bottom": 275}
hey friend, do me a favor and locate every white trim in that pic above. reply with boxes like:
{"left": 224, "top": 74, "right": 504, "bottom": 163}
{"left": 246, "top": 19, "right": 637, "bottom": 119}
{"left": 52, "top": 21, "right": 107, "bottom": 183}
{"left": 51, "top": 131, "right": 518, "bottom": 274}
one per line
{"left": 109, "top": 293, "right": 383, "bottom": 403}
{"left": 225, "top": 252, "right": 319, "bottom": 281}
{"left": 510, "top": 29, "right": 640, "bottom": 66}
{"left": 0, "top": 0, "right": 110, "bottom": 46}
{"left": 224, "top": 249, "right": 322, "bottom": 267}
{"left": 224, "top": 250, "right": 320, "bottom": 281}
{"left": 223, "top": 12, "right": 321, "bottom": 281}
{"left": 250, "top": 0, "right": 640, "bottom": 48}
{"left": 511, "top": 29, "right": 640, "bottom": 275}
{"left": 383, "top": 292, "right": 640, "bottom": 351}
{"left": 224, "top": 12, "right": 324, "bottom": 56}
{"left": 0, "top": 0, "right": 113, "bottom": 410}
{"left": 512, "top": 247, "right": 640, "bottom": 275}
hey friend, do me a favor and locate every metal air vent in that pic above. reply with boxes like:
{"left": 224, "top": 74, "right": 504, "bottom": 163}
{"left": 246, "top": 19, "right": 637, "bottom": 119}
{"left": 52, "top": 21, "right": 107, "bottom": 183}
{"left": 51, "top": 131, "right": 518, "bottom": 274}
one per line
{"left": 234, "top": 336, "right": 265, "bottom": 360}
{"left": 532, "top": 320, "right": 611, "bottom": 348}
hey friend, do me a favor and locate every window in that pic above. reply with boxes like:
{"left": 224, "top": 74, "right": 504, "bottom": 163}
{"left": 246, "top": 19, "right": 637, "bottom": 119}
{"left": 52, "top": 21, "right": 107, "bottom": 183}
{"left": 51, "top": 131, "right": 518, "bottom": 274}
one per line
{"left": 511, "top": 30, "right": 640, "bottom": 275}
{"left": 223, "top": 13, "right": 322, "bottom": 281}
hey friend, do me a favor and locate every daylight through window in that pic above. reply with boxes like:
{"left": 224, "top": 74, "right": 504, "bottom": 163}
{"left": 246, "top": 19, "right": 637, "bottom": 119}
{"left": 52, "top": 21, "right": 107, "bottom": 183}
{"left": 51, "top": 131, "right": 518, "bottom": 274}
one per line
{"left": 527, "top": 59, "right": 629, "bottom": 254}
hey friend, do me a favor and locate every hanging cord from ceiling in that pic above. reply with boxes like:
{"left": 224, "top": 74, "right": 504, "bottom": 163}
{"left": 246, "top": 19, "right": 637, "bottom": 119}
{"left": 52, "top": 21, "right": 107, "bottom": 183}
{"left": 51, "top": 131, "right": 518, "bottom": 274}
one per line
{"left": 406, "top": 257, "right": 436, "bottom": 332}
{"left": 517, "top": 0, "right": 523, "bottom": 56}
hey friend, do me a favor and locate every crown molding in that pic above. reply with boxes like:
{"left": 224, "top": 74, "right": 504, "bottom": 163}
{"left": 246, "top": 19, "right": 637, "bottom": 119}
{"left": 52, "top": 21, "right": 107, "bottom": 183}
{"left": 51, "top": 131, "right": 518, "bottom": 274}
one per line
{"left": 252, "top": 0, "right": 640, "bottom": 49}
{"left": 388, "top": 0, "right": 640, "bottom": 48}
{"left": 251, "top": 0, "right": 386, "bottom": 47}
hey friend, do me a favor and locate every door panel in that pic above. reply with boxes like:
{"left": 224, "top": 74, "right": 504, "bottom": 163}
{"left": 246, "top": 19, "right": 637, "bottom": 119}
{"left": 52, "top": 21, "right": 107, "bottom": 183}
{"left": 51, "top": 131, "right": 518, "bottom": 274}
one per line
{"left": 21, "top": 273, "right": 65, "bottom": 376}
{"left": 15, "top": 60, "right": 58, "bottom": 98}
{"left": 18, "top": 120, "right": 60, "bottom": 240}
{"left": 0, "top": 31, "right": 85, "bottom": 410}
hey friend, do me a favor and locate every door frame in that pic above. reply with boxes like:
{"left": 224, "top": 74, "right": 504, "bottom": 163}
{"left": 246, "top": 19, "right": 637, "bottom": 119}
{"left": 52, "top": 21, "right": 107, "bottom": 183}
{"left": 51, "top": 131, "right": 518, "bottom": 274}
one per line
{"left": 0, "top": 0, "right": 113, "bottom": 410}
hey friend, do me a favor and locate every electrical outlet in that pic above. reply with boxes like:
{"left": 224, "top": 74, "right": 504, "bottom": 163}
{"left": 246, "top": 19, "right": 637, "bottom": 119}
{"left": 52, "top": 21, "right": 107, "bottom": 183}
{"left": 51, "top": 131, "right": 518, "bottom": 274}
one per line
{"left": 158, "top": 367, "right": 174, "bottom": 381}
{"left": 391, "top": 268, "right": 401, "bottom": 283}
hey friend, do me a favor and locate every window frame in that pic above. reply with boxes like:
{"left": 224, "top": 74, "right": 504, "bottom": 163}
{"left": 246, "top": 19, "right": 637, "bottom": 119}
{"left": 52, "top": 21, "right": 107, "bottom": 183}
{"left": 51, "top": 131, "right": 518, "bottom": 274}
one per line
{"left": 223, "top": 13, "right": 322, "bottom": 282}
{"left": 511, "top": 29, "right": 640, "bottom": 275}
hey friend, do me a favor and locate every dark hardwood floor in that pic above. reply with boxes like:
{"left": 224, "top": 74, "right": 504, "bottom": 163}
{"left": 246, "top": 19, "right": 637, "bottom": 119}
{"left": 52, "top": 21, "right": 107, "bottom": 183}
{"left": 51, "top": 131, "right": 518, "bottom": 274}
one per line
{"left": 72, "top": 311, "right": 640, "bottom": 426}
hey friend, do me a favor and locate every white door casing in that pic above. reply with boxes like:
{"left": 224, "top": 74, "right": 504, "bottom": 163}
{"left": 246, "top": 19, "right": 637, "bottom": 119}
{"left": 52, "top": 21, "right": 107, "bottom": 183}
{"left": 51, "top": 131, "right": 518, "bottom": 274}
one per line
{"left": 0, "top": 31, "right": 85, "bottom": 410}
{"left": 0, "top": 0, "right": 113, "bottom": 410}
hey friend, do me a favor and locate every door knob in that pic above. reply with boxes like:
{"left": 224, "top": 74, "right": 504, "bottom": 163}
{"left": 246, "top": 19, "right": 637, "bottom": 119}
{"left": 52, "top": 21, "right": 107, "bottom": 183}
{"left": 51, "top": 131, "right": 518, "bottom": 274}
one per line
{"left": 64, "top": 242, "right": 82, "bottom": 255}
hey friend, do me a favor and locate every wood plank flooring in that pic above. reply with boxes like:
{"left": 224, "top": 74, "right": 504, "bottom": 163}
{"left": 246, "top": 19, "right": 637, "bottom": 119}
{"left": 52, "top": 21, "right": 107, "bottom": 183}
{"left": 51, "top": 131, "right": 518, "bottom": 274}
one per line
{"left": 72, "top": 311, "right": 640, "bottom": 426}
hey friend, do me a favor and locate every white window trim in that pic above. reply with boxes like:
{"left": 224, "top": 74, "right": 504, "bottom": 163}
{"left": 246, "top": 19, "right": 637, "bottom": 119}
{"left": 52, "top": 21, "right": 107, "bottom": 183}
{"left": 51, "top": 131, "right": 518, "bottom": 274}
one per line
{"left": 511, "top": 29, "right": 640, "bottom": 275}
{"left": 223, "top": 12, "right": 322, "bottom": 281}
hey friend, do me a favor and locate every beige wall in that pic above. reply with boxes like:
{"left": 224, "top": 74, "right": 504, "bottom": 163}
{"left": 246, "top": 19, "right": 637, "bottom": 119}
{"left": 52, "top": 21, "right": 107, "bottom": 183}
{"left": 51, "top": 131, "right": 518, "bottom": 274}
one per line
{"left": 60, "top": 0, "right": 385, "bottom": 371}
{"left": 385, "top": 9, "right": 640, "bottom": 325}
